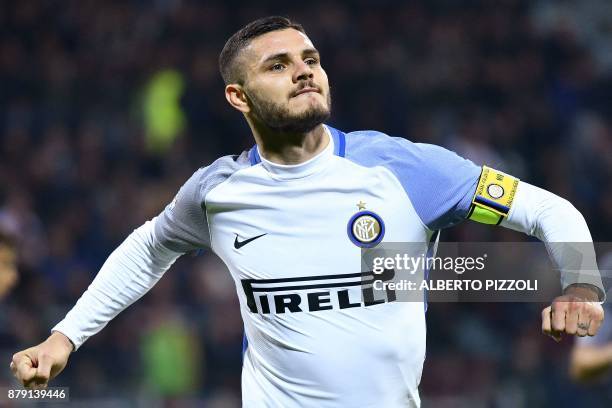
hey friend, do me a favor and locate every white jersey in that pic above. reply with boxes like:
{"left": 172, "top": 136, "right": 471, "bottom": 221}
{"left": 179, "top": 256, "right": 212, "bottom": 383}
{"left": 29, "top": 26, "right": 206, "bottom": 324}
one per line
{"left": 52, "top": 124, "right": 603, "bottom": 407}
{"left": 152, "top": 125, "right": 480, "bottom": 407}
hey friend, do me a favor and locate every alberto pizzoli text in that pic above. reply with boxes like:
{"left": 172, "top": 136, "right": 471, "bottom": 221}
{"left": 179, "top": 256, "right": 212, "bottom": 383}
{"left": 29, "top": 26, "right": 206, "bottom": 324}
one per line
{"left": 373, "top": 279, "right": 538, "bottom": 292}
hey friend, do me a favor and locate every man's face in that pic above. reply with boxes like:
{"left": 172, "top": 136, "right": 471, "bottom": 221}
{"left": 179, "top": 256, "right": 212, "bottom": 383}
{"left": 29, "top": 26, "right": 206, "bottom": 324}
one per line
{"left": 0, "top": 245, "right": 17, "bottom": 299}
{"left": 239, "top": 28, "right": 331, "bottom": 133}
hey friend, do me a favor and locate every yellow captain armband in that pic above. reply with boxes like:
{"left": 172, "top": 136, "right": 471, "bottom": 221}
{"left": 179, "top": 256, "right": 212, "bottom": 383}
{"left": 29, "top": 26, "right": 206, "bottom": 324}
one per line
{"left": 467, "top": 166, "right": 519, "bottom": 225}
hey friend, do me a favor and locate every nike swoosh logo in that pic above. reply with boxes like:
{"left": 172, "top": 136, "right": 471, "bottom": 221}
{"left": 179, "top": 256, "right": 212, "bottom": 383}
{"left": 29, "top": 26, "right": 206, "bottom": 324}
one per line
{"left": 234, "top": 233, "right": 267, "bottom": 249}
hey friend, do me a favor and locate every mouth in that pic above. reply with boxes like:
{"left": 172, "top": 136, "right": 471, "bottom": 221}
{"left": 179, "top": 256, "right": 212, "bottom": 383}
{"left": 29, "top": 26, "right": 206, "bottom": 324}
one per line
{"left": 293, "top": 87, "right": 320, "bottom": 97}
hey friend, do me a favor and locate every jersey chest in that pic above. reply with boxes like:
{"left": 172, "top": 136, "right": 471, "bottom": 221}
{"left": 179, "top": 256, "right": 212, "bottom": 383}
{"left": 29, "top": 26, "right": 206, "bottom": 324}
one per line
{"left": 206, "top": 162, "right": 429, "bottom": 282}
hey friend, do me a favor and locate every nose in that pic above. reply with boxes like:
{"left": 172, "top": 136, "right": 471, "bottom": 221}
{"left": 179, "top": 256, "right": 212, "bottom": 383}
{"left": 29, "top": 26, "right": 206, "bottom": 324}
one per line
{"left": 292, "top": 59, "right": 314, "bottom": 83}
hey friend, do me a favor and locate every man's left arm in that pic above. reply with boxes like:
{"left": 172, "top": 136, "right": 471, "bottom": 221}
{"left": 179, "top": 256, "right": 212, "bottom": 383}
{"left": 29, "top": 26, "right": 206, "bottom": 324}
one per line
{"left": 471, "top": 168, "right": 605, "bottom": 340}
{"left": 380, "top": 140, "right": 605, "bottom": 340}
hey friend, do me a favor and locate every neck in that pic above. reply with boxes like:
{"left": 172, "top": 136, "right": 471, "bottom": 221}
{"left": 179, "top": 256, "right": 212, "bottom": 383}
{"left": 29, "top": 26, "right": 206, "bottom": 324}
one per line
{"left": 249, "top": 122, "right": 329, "bottom": 165}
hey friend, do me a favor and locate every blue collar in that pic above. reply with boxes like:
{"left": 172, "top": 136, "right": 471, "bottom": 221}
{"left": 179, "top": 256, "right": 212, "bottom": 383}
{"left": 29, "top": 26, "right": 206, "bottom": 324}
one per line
{"left": 248, "top": 125, "right": 346, "bottom": 166}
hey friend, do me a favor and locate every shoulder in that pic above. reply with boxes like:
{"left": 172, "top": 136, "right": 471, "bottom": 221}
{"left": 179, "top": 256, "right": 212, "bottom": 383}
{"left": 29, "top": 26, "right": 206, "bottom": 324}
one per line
{"left": 344, "top": 129, "right": 403, "bottom": 159}
{"left": 188, "top": 150, "right": 251, "bottom": 197}
{"left": 339, "top": 128, "right": 481, "bottom": 230}
{"left": 344, "top": 129, "right": 405, "bottom": 167}
{"left": 343, "top": 129, "right": 472, "bottom": 171}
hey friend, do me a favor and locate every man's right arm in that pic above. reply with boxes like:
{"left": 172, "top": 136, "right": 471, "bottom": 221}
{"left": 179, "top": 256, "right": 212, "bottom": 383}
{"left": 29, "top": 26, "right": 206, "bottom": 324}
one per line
{"left": 51, "top": 218, "right": 183, "bottom": 350}
{"left": 52, "top": 163, "right": 213, "bottom": 350}
{"left": 11, "top": 218, "right": 184, "bottom": 388}
{"left": 11, "top": 167, "right": 211, "bottom": 387}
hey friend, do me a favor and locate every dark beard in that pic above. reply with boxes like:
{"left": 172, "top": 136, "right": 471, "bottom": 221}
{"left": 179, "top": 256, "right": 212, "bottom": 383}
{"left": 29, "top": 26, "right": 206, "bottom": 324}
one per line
{"left": 247, "top": 90, "right": 332, "bottom": 133}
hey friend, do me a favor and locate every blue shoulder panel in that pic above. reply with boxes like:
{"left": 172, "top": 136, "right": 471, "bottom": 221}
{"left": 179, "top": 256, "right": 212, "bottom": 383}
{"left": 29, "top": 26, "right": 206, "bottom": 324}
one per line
{"left": 344, "top": 130, "right": 480, "bottom": 230}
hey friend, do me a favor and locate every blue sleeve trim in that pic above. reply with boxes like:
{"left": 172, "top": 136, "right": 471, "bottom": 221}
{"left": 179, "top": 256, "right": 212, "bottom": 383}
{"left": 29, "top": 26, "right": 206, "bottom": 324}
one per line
{"left": 327, "top": 125, "right": 346, "bottom": 157}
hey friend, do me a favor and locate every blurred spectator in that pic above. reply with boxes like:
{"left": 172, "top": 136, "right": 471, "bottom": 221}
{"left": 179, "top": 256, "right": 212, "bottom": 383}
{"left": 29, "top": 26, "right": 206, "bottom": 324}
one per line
{"left": 0, "top": 230, "right": 17, "bottom": 300}
{"left": 569, "top": 254, "right": 612, "bottom": 407}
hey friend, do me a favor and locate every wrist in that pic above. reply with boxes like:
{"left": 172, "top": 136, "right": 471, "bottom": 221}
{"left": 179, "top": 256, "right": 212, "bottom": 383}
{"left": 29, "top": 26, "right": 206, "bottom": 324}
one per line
{"left": 563, "top": 283, "right": 601, "bottom": 302}
{"left": 49, "top": 331, "right": 75, "bottom": 353}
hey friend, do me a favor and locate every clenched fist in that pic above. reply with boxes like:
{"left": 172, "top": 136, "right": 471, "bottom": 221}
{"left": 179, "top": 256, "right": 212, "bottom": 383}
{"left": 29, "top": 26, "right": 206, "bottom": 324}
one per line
{"left": 542, "top": 284, "right": 605, "bottom": 341}
{"left": 10, "top": 331, "right": 74, "bottom": 389}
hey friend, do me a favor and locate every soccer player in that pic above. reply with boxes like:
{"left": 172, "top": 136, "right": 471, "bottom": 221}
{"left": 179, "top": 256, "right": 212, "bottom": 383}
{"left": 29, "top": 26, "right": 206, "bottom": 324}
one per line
{"left": 11, "top": 16, "right": 605, "bottom": 407}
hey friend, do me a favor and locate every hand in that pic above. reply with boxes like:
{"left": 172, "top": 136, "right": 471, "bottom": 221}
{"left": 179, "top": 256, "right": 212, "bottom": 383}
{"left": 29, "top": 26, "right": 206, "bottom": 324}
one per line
{"left": 10, "top": 331, "right": 74, "bottom": 389}
{"left": 542, "top": 285, "right": 605, "bottom": 342}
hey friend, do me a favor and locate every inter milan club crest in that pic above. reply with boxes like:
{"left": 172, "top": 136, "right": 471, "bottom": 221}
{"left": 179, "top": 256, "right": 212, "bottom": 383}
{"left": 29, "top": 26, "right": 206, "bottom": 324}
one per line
{"left": 486, "top": 183, "right": 505, "bottom": 199}
{"left": 347, "top": 201, "right": 385, "bottom": 248}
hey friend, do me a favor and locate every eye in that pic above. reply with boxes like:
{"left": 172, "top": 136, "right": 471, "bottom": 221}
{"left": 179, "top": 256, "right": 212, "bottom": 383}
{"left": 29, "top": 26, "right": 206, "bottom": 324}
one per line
{"left": 271, "top": 63, "right": 285, "bottom": 71}
{"left": 305, "top": 58, "right": 318, "bottom": 65}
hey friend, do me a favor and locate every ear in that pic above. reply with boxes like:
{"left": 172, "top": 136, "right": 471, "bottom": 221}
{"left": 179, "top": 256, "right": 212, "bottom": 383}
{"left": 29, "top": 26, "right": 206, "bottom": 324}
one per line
{"left": 225, "top": 84, "right": 250, "bottom": 113}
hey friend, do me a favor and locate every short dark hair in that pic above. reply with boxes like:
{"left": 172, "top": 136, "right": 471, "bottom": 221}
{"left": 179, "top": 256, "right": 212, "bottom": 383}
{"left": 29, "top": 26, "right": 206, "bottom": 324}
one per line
{"left": 219, "top": 16, "right": 306, "bottom": 85}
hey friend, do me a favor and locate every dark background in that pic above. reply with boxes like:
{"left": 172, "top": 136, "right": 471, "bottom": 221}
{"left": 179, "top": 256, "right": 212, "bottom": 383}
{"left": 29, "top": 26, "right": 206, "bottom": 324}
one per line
{"left": 1, "top": 0, "right": 611, "bottom": 406}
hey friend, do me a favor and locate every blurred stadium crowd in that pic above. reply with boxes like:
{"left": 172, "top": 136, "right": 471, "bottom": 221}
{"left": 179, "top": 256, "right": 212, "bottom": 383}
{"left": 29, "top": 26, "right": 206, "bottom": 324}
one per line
{"left": 1, "top": 0, "right": 611, "bottom": 406}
